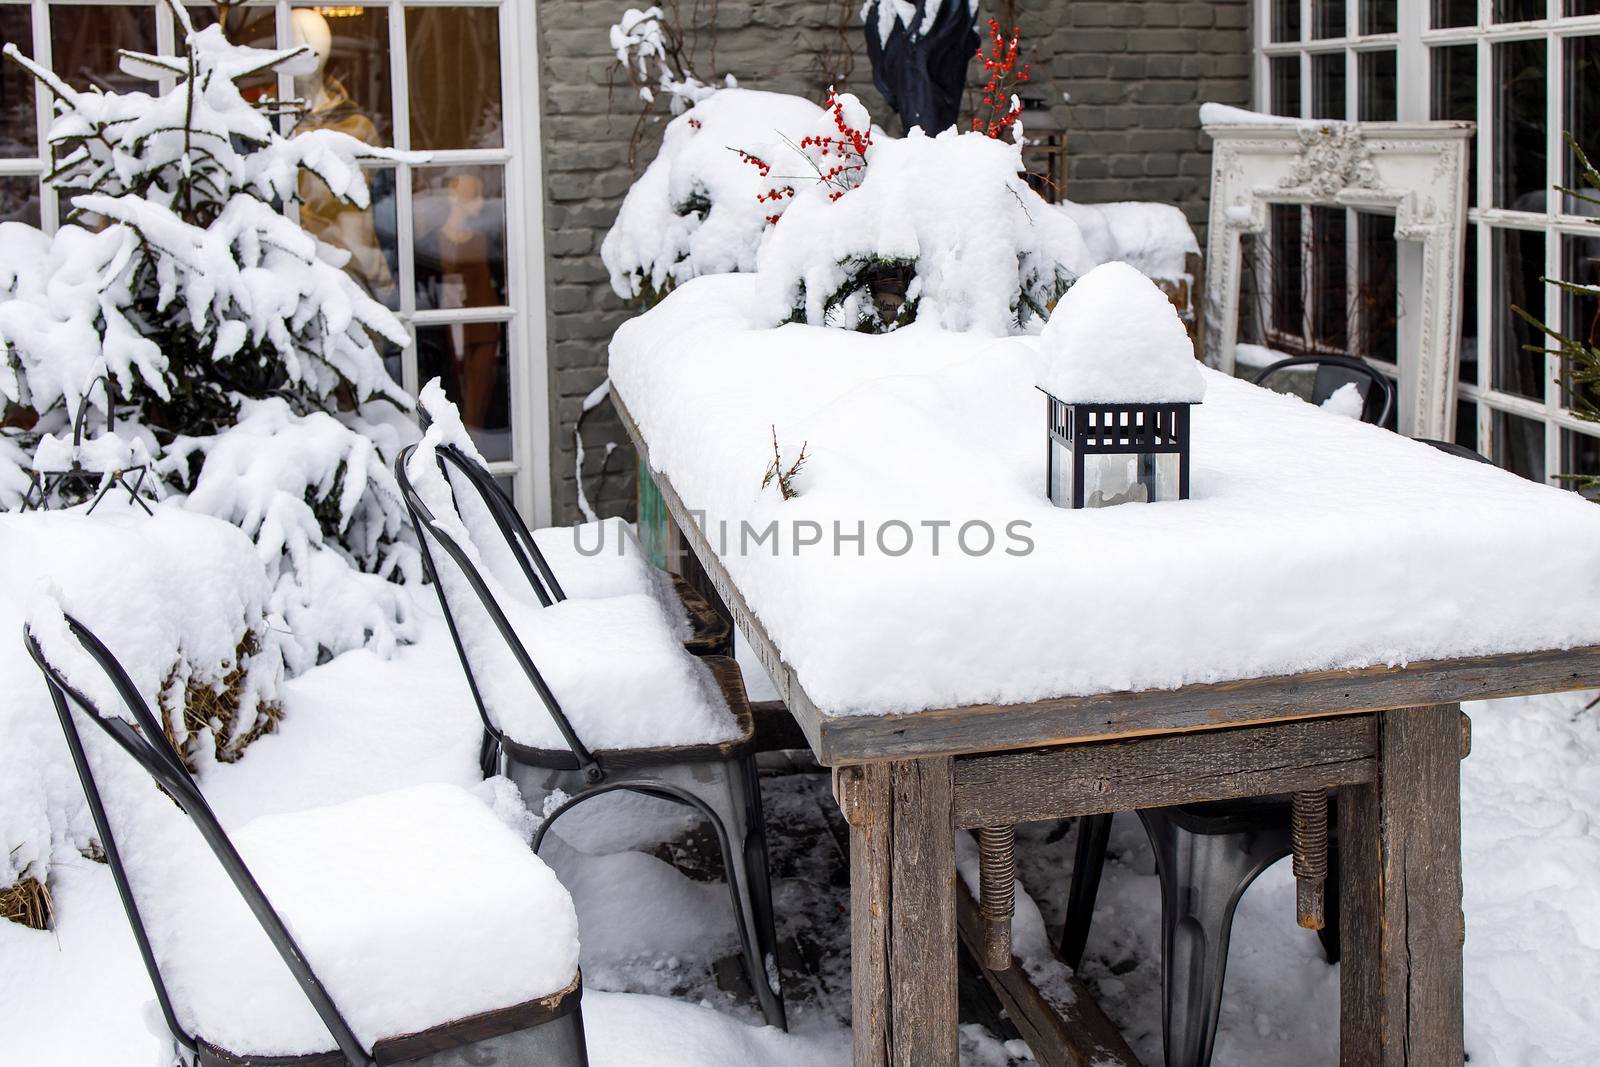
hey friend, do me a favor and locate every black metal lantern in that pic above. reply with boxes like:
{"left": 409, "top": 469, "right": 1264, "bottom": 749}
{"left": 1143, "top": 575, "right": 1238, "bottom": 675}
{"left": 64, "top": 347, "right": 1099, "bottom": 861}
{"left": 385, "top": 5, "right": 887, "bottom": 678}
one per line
{"left": 1043, "top": 393, "right": 1193, "bottom": 509}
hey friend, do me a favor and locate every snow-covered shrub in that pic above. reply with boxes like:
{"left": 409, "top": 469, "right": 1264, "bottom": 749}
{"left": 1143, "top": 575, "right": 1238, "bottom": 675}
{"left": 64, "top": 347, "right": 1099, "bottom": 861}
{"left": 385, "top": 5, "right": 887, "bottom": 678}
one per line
{"left": 0, "top": 504, "right": 283, "bottom": 922}
{"left": 601, "top": 88, "right": 827, "bottom": 303}
{"left": 0, "top": 11, "right": 422, "bottom": 664}
{"left": 757, "top": 124, "right": 1095, "bottom": 335}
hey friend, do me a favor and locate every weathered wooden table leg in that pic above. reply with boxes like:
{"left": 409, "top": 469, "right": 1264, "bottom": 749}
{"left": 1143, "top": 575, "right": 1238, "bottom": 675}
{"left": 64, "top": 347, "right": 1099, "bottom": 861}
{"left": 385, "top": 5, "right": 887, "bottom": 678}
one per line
{"left": 839, "top": 757, "right": 959, "bottom": 1067}
{"left": 1339, "top": 703, "right": 1465, "bottom": 1066}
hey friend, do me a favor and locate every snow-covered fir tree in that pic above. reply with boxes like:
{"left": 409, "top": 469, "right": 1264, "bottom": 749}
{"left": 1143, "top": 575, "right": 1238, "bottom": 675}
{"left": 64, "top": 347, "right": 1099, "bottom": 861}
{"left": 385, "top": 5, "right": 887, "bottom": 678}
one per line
{"left": 0, "top": 2, "right": 422, "bottom": 670}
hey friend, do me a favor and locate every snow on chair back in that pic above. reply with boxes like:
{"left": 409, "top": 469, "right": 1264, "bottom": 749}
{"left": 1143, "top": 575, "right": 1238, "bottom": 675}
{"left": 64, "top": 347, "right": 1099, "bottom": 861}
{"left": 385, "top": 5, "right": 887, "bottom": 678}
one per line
{"left": 395, "top": 442, "right": 603, "bottom": 784}
{"left": 23, "top": 613, "right": 375, "bottom": 1067}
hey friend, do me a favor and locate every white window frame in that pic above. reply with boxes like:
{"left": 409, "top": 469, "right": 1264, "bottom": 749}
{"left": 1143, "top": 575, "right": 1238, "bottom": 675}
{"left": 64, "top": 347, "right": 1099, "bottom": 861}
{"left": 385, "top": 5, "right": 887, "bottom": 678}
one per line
{"left": 1252, "top": 0, "right": 1600, "bottom": 483}
{"left": 0, "top": 0, "right": 552, "bottom": 523}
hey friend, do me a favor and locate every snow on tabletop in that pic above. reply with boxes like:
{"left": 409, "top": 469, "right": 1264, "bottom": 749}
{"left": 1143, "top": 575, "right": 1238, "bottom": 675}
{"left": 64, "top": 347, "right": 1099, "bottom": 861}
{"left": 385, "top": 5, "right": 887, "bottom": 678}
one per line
{"left": 755, "top": 124, "right": 1093, "bottom": 335}
{"left": 407, "top": 388, "right": 735, "bottom": 751}
{"left": 1199, "top": 101, "right": 1341, "bottom": 128}
{"left": 0, "top": 504, "right": 282, "bottom": 890}
{"left": 1054, "top": 200, "right": 1199, "bottom": 283}
{"left": 610, "top": 273, "right": 1600, "bottom": 716}
{"left": 18, "top": 597, "right": 578, "bottom": 1059}
{"left": 1036, "top": 261, "right": 1206, "bottom": 403}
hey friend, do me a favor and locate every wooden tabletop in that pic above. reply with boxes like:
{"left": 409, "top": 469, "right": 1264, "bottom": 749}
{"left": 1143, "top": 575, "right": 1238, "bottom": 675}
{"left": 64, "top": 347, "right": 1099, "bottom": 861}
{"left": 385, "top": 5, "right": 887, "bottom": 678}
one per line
{"left": 614, "top": 388, "right": 1600, "bottom": 765}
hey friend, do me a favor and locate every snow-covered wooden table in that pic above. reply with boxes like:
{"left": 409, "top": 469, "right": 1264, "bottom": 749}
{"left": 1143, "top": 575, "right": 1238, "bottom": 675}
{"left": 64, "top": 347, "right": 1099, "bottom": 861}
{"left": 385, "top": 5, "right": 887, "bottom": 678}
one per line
{"left": 609, "top": 276, "right": 1600, "bottom": 1066}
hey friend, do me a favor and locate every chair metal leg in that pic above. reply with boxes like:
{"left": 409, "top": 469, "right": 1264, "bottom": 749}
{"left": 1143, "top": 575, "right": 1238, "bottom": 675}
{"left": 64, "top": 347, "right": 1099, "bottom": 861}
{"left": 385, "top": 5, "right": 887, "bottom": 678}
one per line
{"left": 1059, "top": 812, "right": 1113, "bottom": 970}
{"left": 508, "top": 758, "right": 788, "bottom": 1030}
{"left": 1139, "top": 810, "right": 1292, "bottom": 1067}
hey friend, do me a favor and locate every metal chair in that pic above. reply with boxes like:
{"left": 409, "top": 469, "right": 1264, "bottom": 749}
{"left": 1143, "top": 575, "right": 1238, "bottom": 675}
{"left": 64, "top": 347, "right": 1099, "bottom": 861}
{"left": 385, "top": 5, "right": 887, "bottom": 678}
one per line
{"left": 25, "top": 613, "right": 588, "bottom": 1067}
{"left": 1059, "top": 801, "right": 1340, "bottom": 1067}
{"left": 397, "top": 442, "right": 788, "bottom": 1030}
{"left": 433, "top": 442, "right": 731, "bottom": 656}
{"left": 1414, "top": 437, "right": 1495, "bottom": 464}
{"left": 1253, "top": 354, "right": 1395, "bottom": 427}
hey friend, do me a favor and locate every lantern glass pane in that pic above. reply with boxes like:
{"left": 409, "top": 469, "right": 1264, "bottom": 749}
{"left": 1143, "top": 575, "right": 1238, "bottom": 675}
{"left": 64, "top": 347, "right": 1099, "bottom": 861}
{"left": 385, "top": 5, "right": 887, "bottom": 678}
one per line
{"left": 1082, "top": 452, "right": 1183, "bottom": 507}
{"left": 1049, "top": 437, "right": 1074, "bottom": 507}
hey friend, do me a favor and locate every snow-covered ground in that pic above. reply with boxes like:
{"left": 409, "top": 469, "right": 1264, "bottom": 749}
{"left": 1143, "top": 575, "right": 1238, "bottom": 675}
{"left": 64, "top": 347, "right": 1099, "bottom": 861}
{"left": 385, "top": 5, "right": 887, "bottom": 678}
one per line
{"left": 2, "top": 607, "right": 1598, "bottom": 1064}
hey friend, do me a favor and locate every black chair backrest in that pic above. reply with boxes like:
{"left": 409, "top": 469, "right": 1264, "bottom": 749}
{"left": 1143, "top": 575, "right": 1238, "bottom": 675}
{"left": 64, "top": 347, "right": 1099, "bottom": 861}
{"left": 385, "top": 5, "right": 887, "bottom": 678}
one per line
{"left": 395, "top": 443, "right": 603, "bottom": 783}
{"left": 1413, "top": 438, "right": 1494, "bottom": 464}
{"left": 23, "top": 616, "right": 375, "bottom": 1067}
{"left": 1253, "top": 355, "right": 1395, "bottom": 428}
{"left": 435, "top": 444, "right": 570, "bottom": 606}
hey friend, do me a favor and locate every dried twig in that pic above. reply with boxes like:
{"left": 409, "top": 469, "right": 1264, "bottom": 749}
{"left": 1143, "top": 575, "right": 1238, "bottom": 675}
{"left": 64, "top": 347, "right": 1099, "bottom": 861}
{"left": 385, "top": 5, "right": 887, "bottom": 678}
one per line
{"left": 761, "top": 425, "right": 808, "bottom": 500}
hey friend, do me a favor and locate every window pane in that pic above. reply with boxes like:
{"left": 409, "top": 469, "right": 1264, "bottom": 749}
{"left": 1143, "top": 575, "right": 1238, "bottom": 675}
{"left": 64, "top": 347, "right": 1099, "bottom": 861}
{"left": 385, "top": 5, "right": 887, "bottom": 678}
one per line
{"left": 1460, "top": 225, "right": 1481, "bottom": 384}
{"left": 302, "top": 162, "right": 399, "bottom": 310}
{"left": 1456, "top": 399, "right": 1479, "bottom": 451}
{"left": 51, "top": 5, "right": 157, "bottom": 95}
{"left": 1494, "top": 0, "right": 1545, "bottom": 20}
{"left": 1493, "top": 409, "right": 1546, "bottom": 481}
{"left": 288, "top": 5, "right": 393, "bottom": 146}
{"left": 1560, "top": 232, "right": 1600, "bottom": 414}
{"left": 1272, "top": 0, "right": 1301, "bottom": 41}
{"left": 1565, "top": 35, "right": 1600, "bottom": 216}
{"left": 1561, "top": 429, "right": 1600, "bottom": 495}
{"left": 1313, "top": 0, "right": 1347, "bottom": 38}
{"left": 416, "top": 321, "right": 512, "bottom": 461}
{"left": 1271, "top": 56, "right": 1302, "bottom": 117}
{"left": 1312, "top": 52, "right": 1346, "bottom": 119}
{"left": 0, "top": 174, "right": 38, "bottom": 225}
{"left": 1492, "top": 227, "right": 1547, "bottom": 399}
{"left": 1358, "top": 50, "right": 1397, "bottom": 121}
{"left": 1270, "top": 204, "right": 1305, "bottom": 339}
{"left": 413, "top": 165, "right": 508, "bottom": 311}
{"left": 1569, "top": 0, "right": 1600, "bottom": 14}
{"left": 1356, "top": 211, "right": 1397, "bottom": 363}
{"left": 406, "top": 7, "right": 502, "bottom": 151}
{"left": 0, "top": 6, "right": 35, "bottom": 157}
{"left": 1362, "top": 0, "right": 1398, "bottom": 34}
{"left": 1433, "top": 0, "right": 1477, "bottom": 26}
{"left": 1431, "top": 45, "right": 1478, "bottom": 207}
{"left": 1311, "top": 206, "right": 1348, "bottom": 350}
{"left": 1494, "top": 40, "right": 1547, "bottom": 211}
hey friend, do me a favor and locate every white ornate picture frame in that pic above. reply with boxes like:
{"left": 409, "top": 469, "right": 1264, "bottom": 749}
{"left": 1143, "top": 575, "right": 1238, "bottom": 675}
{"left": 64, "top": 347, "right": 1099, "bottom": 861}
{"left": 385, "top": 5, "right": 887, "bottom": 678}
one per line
{"left": 1202, "top": 118, "right": 1473, "bottom": 439}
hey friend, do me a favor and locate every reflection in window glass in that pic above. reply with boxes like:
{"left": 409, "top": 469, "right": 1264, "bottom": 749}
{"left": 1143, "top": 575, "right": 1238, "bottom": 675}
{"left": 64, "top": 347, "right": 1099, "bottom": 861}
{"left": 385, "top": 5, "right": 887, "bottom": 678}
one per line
{"left": 1361, "top": 0, "right": 1397, "bottom": 34}
{"left": 413, "top": 165, "right": 507, "bottom": 311}
{"left": 1312, "top": 52, "right": 1346, "bottom": 119}
{"left": 1431, "top": 45, "right": 1477, "bottom": 207}
{"left": 417, "top": 321, "right": 511, "bottom": 461}
{"left": 1493, "top": 0, "right": 1544, "bottom": 21}
{"left": 1356, "top": 212, "right": 1397, "bottom": 363}
{"left": 289, "top": 5, "right": 392, "bottom": 146}
{"left": 1270, "top": 205, "right": 1305, "bottom": 339}
{"left": 1492, "top": 227, "right": 1546, "bottom": 400}
{"left": 1432, "top": 0, "right": 1477, "bottom": 26}
{"left": 1311, "top": 206, "right": 1348, "bottom": 350}
{"left": 1561, "top": 430, "right": 1600, "bottom": 495}
{"left": 1358, "top": 51, "right": 1396, "bottom": 122}
{"left": 1494, "top": 41, "right": 1546, "bottom": 211}
{"left": 1561, "top": 233, "right": 1600, "bottom": 413}
{"left": 1565, "top": 35, "right": 1600, "bottom": 216}
{"left": 1312, "top": 0, "right": 1345, "bottom": 39}
{"left": 0, "top": 6, "right": 35, "bottom": 158}
{"left": 1494, "top": 409, "right": 1545, "bottom": 481}
{"left": 303, "top": 160, "right": 399, "bottom": 309}
{"left": 51, "top": 5, "right": 157, "bottom": 95}
{"left": 1456, "top": 399, "right": 1478, "bottom": 451}
{"left": 1569, "top": 0, "right": 1600, "bottom": 14}
{"left": 1460, "top": 226, "right": 1480, "bottom": 384}
{"left": 1272, "top": 0, "right": 1300, "bottom": 41}
{"left": 0, "top": 174, "right": 38, "bottom": 225}
{"left": 1270, "top": 56, "right": 1301, "bottom": 117}
{"left": 406, "top": 6, "right": 502, "bottom": 151}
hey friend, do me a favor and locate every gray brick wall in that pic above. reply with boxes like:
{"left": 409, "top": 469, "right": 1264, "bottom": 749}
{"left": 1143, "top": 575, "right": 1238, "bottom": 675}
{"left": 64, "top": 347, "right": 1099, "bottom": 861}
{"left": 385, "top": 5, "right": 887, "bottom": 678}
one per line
{"left": 534, "top": 1, "right": 1251, "bottom": 523}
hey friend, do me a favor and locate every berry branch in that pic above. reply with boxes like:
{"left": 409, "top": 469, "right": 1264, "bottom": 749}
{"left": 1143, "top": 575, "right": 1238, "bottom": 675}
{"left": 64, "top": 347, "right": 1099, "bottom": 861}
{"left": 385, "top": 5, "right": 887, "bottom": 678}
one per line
{"left": 972, "top": 19, "right": 1029, "bottom": 140}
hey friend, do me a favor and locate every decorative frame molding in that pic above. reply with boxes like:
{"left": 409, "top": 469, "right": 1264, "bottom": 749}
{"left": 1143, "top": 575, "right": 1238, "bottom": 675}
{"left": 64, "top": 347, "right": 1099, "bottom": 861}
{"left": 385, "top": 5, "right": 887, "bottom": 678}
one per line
{"left": 1202, "top": 119, "right": 1473, "bottom": 439}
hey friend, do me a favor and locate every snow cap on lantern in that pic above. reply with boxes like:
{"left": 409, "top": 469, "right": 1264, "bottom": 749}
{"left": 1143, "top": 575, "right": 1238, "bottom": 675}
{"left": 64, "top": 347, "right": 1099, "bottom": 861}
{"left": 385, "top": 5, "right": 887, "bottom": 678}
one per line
{"left": 1036, "top": 260, "right": 1205, "bottom": 404}
{"left": 1036, "top": 261, "right": 1201, "bottom": 509}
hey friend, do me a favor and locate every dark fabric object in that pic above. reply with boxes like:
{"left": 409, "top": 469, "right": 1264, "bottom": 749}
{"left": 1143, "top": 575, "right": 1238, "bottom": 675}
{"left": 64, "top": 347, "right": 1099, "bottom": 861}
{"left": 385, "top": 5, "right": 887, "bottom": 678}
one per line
{"left": 863, "top": 0, "right": 978, "bottom": 135}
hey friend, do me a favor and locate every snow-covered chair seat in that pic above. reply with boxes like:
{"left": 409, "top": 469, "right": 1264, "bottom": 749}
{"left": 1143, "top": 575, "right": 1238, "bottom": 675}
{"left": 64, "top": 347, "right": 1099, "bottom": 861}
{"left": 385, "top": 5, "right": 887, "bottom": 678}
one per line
{"left": 24, "top": 608, "right": 588, "bottom": 1067}
{"left": 396, "top": 392, "right": 787, "bottom": 1030}
{"left": 416, "top": 391, "right": 730, "bottom": 656}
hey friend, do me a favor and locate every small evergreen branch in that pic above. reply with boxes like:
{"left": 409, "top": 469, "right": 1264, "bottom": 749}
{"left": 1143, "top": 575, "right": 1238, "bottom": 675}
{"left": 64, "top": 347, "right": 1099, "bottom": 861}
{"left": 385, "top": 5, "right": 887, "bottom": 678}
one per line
{"left": 761, "top": 425, "right": 808, "bottom": 500}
